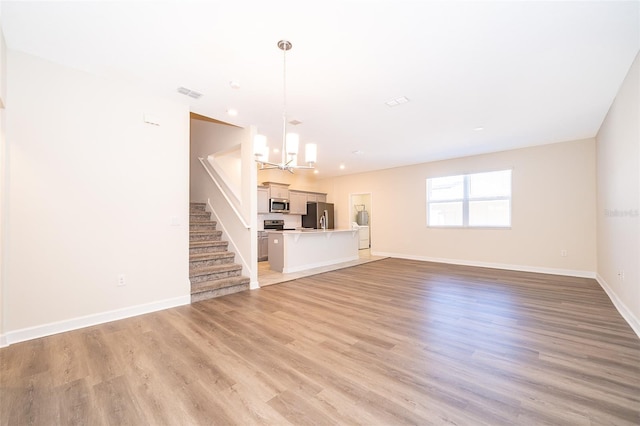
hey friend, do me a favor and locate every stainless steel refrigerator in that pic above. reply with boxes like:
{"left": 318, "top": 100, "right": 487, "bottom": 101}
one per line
{"left": 302, "top": 202, "right": 335, "bottom": 229}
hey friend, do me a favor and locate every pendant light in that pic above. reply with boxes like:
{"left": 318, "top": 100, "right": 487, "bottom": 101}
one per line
{"left": 254, "top": 40, "right": 317, "bottom": 172}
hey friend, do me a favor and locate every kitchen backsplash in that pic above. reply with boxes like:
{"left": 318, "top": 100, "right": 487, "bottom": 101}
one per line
{"left": 258, "top": 213, "right": 302, "bottom": 230}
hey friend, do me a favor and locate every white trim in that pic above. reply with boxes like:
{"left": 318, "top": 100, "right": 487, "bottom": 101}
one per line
{"left": 596, "top": 274, "right": 640, "bottom": 338}
{"left": 1, "top": 295, "right": 190, "bottom": 347}
{"left": 198, "top": 157, "right": 249, "bottom": 229}
{"left": 372, "top": 252, "right": 596, "bottom": 279}
{"left": 250, "top": 280, "right": 260, "bottom": 290}
{"left": 206, "top": 199, "right": 251, "bottom": 279}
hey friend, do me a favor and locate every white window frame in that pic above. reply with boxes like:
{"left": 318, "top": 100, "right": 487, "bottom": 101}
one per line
{"left": 426, "top": 169, "right": 512, "bottom": 228}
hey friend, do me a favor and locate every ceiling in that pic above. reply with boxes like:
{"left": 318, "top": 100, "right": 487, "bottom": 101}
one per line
{"left": 1, "top": 1, "right": 638, "bottom": 177}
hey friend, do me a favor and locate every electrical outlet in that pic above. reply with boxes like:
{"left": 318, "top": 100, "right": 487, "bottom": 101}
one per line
{"left": 617, "top": 271, "right": 625, "bottom": 281}
{"left": 560, "top": 249, "right": 568, "bottom": 257}
{"left": 117, "top": 274, "right": 126, "bottom": 286}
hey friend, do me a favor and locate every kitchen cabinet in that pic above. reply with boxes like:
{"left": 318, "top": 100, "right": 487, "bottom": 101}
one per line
{"left": 358, "top": 226, "right": 370, "bottom": 249}
{"left": 289, "top": 191, "right": 308, "bottom": 215}
{"left": 263, "top": 182, "right": 290, "bottom": 199}
{"left": 258, "top": 231, "right": 268, "bottom": 261}
{"left": 306, "top": 192, "right": 327, "bottom": 203}
{"left": 257, "top": 187, "right": 269, "bottom": 214}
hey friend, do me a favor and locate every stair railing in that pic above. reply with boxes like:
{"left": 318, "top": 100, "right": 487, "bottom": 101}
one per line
{"left": 198, "top": 157, "right": 249, "bottom": 229}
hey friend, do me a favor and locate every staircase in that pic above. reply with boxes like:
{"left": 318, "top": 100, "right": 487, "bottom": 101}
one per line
{"left": 189, "top": 202, "right": 250, "bottom": 302}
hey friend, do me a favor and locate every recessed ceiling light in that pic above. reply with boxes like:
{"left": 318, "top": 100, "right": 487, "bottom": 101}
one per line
{"left": 351, "top": 150, "right": 364, "bottom": 155}
{"left": 289, "top": 119, "right": 302, "bottom": 126}
{"left": 227, "top": 109, "right": 238, "bottom": 116}
{"left": 385, "top": 96, "right": 410, "bottom": 107}
{"left": 229, "top": 81, "right": 241, "bottom": 89}
{"left": 313, "top": 170, "right": 319, "bottom": 174}
{"left": 339, "top": 164, "right": 345, "bottom": 170}
{"left": 474, "top": 126, "right": 485, "bottom": 131}
{"left": 273, "top": 148, "right": 280, "bottom": 153}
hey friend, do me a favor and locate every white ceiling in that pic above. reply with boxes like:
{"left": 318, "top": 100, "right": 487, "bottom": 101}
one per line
{"left": 2, "top": 1, "right": 638, "bottom": 177}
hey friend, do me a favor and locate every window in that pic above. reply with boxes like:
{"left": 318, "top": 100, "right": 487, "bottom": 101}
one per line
{"left": 427, "top": 169, "right": 511, "bottom": 228}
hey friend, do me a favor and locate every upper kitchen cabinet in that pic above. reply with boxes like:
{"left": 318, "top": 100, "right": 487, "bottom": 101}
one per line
{"left": 263, "top": 182, "right": 290, "bottom": 199}
{"left": 307, "top": 193, "right": 327, "bottom": 203}
{"left": 289, "top": 191, "right": 308, "bottom": 215}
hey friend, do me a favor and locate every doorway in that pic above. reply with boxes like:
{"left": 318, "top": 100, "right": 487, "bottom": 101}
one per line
{"left": 349, "top": 193, "right": 372, "bottom": 250}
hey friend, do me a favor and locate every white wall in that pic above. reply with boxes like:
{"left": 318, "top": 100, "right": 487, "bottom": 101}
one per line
{"left": 0, "top": 21, "right": 7, "bottom": 346}
{"left": 320, "top": 138, "right": 597, "bottom": 276}
{"left": 596, "top": 52, "right": 640, "bottom": 335}
{"left": 2, "top": 50, "right": 190, "bottom": 344}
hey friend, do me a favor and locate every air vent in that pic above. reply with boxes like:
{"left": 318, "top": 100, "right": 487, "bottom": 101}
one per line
{"left": 385, "top": 96, "right": 410, "bottom": 107}
{"left": 177, "top": 87, "right": 203, "bottom": 99}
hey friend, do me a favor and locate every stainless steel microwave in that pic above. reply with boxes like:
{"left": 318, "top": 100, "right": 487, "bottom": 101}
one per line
{"left": 270, "top": 198, "right": 290, "bottom": 213}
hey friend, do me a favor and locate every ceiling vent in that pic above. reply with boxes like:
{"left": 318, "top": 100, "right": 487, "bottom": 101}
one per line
{"left": 385, "top": 96, "right": 410, "bottom": 107}
{"left": 177, "top": 87, "right": 203, "bottom": 99}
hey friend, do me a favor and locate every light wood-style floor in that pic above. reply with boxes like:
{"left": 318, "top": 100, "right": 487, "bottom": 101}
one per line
{"left": 2, "top": 258, "right": 639, "bottom": 425}
{"left": 257, "top": 248, "right": 386, "bottom": 286}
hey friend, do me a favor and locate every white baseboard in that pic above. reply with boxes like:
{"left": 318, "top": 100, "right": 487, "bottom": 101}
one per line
{"left": 1, "top": 295, "right": 190, "bottom": 347}
{"left": 596, "top": 274, "right": 640, "bottom": 338}
{"left": 372, "top": 252, "right": 597, "bottom": 278}
{"left": 250, "top": 280, "right": 260, "bottom": 290}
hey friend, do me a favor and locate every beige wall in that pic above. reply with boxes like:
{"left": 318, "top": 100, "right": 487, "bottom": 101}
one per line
{"left": 257, "top": 167, "right": 322, "bottom": 193}
{"left": 320, "top": 139, "right": 597, "bottom": 276}
{"left": 2, "top": 50, "right": 190, "bottom": 344}
{"left": 596, "top": 52, "right": 640, "bottom": 334}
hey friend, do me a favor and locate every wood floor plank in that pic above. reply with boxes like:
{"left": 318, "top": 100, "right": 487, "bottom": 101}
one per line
{"left": 1, "top": 258, "right": 639, "bottom": 425}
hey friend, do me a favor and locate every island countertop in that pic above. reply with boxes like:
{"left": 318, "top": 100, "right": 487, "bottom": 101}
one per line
{"left": 265, "top": 228, "right": 356, "bottom": 234}
{"left": 266, "top": 228, "right": 359, "bottom": 274}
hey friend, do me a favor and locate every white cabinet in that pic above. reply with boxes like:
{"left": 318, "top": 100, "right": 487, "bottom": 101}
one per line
{"left": 263, "top": 182, "right": 290, "bottom": 199}
{"left": 289, "top": 191, "right": 308, "bottom": 215}
{"left": 257, "top": 187, "right": 270, "bottom": 214}
{"left": 306, "top": 192, "right": 327, "bottom": 203}
{"left": 258, "top": 183, "right": 327, "bottom": 216}
{"left": 358, "top": 226, "right": 370, "bottom": 249}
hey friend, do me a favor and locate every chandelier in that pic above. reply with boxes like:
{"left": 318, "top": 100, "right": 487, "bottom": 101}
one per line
{"left": 254, "top": 40, "right": 317, "bottom": 173}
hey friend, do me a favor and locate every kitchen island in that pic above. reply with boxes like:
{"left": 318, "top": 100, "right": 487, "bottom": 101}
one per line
{"left": 267, "top": 229, "right": 359, "bottom": 273}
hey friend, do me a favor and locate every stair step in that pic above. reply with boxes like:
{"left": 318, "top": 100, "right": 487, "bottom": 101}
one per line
{"left": 191, "top": 276, "right": 250, "bottom": 303}
{"left": 189, "top": 222, "right": 217, "bottom": 231}
{"left": 190, "top": 230, "right": 223, "bottom": 242}
{"left": 189, "top": 240, "right": 229, "bottom": 254}
{"left": 189, "top": 251, "right": 235, "bottom": 269}
{"left": 190, "top": 212, "right": 211, "bottom": 221}
{"left": 190, "top": 202, "right": 207, "bottom": 212}
{"left": 187, "top": 202, "right": 248, "bottom": 303}
{"left": 190, "top": 263, "right": 242, "bottom": 283}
